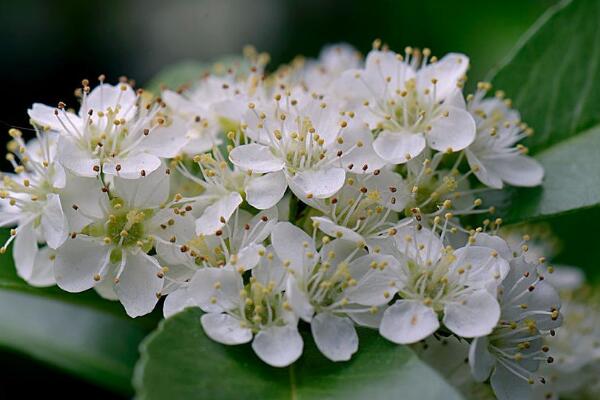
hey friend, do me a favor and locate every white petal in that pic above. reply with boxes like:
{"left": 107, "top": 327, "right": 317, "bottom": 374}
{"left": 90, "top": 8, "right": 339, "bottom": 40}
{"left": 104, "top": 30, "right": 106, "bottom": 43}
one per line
{"left": 13, "top": 221, "right": 38, "bottom": 283}
{"left": 138, "top": 119, "right": 189, "bottom": 158}
{"left": 162, "top": 90, "right": 198, "bottom": 114}
{"left": 523, "top": 280, "right": 562, "bottom": 331}
{"left": 271, "top": 222, "right": 317, "bottom": 274}
{"left": 252, "top": 246, "right": 287, "bottom": 291}
{"left": 252, "top": 325, "right": 303, "bottom": 367}
{"left": 231, "top": 207, "right": 278, "bottom": 248}
{"left": 29, "top": 246, "right": 57, "bottom": 287}
{"left": 443, "top": 290, "right": 500, "bottom": 338}
{"left": 346, "top": 255, "right": 406, "bottom": 306}
{"left": 229, "top": 143, "right": 284, "bottom": 173}
{"left": 394, "top": 224, "right": 443, "bottom": 265}
{"left": 113, "top": 162, "right": 170, "bottom": 208}
{"left": 379, "top": 300, "right": 439, "bottom": 344}
{"left": 321, "top": 238, "right": 366, "bottom": 272}
{"left": 188, "top": 267, "right": 242, "bottom": 313}
{"left": 0, "top": 210, "right": 20, "bottom": 227}
{"left": 84, "top": 83, "right": 136, "bottom": 116}
{"left": 465, "top": 149, "right": 504, "bottom": 189}
{"left": 55, "top": 238, "right": 108, "bottom": 292}
{"left": 114, "top": 252, "right": 163, "bottom": 317}
{"left": 451, "top": 246, "right": 510, "bottom": 288}
{"left": 444, "top": 88, "right": 468, "bottom": 109}
{"left": 29, "top": 103, "right": 80, "bottom": 132}
{"left": 163, "top": 285, "right": 196, "bottom": 318}
{"left": 472, "top": 233, "right": 512, "bottom": 260}
{"left": 94, "top": 267, "right": 119, "bottom": 301}
{"left": 230, "top": 243, "right": 264, "bottom": 272}
{"left": 487, "top": 155, "right": 544, "bottom": 187}
{"left": 490, "top": 364, "right": 534, "bottom": 400}
{"left": 373, "top": 130, "right": 426, "bottom": 164}
{"left": 57, "top": 136, "right": 100, "bottom": 177}
{"left": 290, "top": 167, "right": 345, "bottom": 198}
{"left": 364, "top": 50, "right": 416, "bottom": 95}
{"left": 311, "top": 216, "right": 364, "bottom": 243}
{"left": 338, "top": 122, "right": 386, "bottom": 173}
{"left": 195, "top": 192, "right": 243, "bottom": 235}
{"left": 468, "top": 337, "right": 496, "bottom": 382}
{"left": 427, "top": 106, "right": 476, "bottom": 152}
{"left": 246, "top": 171, "right": 287, "bottom": 209}
{"left": 201, "top": 313, "right": 253, "bottom": 345}
{"left": 349, "top": 305, "right": 387, "bottom": 328}
{"left": 41, "top": 193, "right": 68, "bottom": 249}
{"left": 311, "top": 313, "right": 358, "bottom": 361}
{"left": 60, "top": 172, "right": 108, "bottom": 232}
{"left": 50, "top": 163, "right": 67, "bottom": 189}
{"left": 334, "top": 69, "right": 374, "bottom": 103}
{"left": 286, "top": 276, "right": 314, "bottom": 322}
{"left": 103, "top": 153, "right": 162, "bottom": 179}
{"left": 417, "top": 53, "right": 469, "bottom": 101}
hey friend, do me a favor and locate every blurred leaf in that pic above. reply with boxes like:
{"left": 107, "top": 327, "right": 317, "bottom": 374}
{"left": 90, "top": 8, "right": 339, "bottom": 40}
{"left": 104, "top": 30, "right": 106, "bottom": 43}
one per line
{"left": 0, "top": 229, "right": 158, "bottom": 395}
{"left": 145, "top": 56, "right": 250, "bottom": 93}
{"left": 134, "top": 308, "right": 464, "bottom": 400}
{"left": 145, "top": 61, "right": 209, "bottom": 93}
{"left": 548, "top": 206, "right": 600, "bottom": 281}
{"left": 483, "top": 0, "right": 600, "bottom": 223}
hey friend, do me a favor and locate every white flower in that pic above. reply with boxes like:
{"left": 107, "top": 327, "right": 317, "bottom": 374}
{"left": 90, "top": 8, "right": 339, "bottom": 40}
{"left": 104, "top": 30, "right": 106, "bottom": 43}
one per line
{"left": 335, "top": 48, "right": 475, "bottom": 163}
{"left": 532, "top": 298, "right": 600, "bottom": 400}
{"left": 288, "top": 43, "right": 362, "bottom": 95}
{"left": 169, "top": 262, "right": 302, "bottom": 367}
{"left": 270, "top": 222, "right": 398, "bottom": 361}
{"left": 161, "top": 51, "right": 275, "bottom": 155}
{"left": 161, "top": 207, "right": 277, "bottom": 315}
{"left": 468, "top": 255, "right": 562, "bottom": 400}
{"left": 54, "top": 164, "right": 182, "bottom": 317}
{"left": 377, "top": 223, "right": 509, "bottom": 344}
{"left": 176, "top": 148, "right": 285, "bottom": 235}
{"left": 28, "top": 80, "right": 187, "bottom": 179}
{"left": 0, "top": 129, "right": 68, "bottom": 286}
{"left": 161, "top": 70, "right": 261, "bottom": 155}
{"left": 465, "top": 83, "right": 543, "bottom": 189}
{"left": 308, "top": 170, "right": 409, "bottom": 244}
{"left": 230, "top": 94, "right": 384, "bottom": 201}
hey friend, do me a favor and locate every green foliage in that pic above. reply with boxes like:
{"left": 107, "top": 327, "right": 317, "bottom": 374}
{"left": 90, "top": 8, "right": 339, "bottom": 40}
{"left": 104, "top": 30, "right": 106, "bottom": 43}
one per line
{"left": 489, "top": 0, "right": 600, "bottom": 154}
{"left": 134, "top": 308, "right": 464, "bottom": 400}
{"left": 485, "top": 0, "right": 600, "bottom": 223}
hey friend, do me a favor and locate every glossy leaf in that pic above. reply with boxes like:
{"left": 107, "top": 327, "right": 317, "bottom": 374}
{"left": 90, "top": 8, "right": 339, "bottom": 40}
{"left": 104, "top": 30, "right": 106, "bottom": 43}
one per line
{"left": 488, "top": 0, "right": 600, "bottom": 153}
{"left": 134, "top": 308, "right": 464, "bottom": 400}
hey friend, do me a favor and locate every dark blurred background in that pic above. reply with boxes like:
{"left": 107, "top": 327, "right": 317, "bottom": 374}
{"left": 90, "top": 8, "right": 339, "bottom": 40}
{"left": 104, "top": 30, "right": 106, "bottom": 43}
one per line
{"left": 0, "top": 0, "right": 556, "bottom": 397}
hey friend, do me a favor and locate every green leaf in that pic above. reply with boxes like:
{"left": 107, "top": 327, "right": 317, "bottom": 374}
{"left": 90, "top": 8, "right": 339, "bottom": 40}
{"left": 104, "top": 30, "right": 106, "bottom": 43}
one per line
{"left": 134, "top": 308, "right": 464, "bottom": 400}
{"left": 0, "top": 229, "right": 158, "bottom": 395}
{"left": 145, "top": 56, "right": 250, "bottom": 93}
{"left": 485, "top": 125, "right": 600, "bottom": 223}
{"left": 488, "top": 0, "right": 600, "bottom": 153}
{"left": 482, "top": 0, "right": 600, "bottom": 223}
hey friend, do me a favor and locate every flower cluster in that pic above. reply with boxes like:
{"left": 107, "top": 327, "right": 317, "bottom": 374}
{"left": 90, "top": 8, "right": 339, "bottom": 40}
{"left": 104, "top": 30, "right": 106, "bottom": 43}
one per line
{"left": 2, "top": 43, "right": 557, "bottom": 399}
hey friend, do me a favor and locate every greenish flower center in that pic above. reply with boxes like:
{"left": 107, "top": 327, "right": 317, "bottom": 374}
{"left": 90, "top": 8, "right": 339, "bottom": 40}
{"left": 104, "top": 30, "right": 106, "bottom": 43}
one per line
{"left": 81, "top": 197, "right": 155, "bottom": 263}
